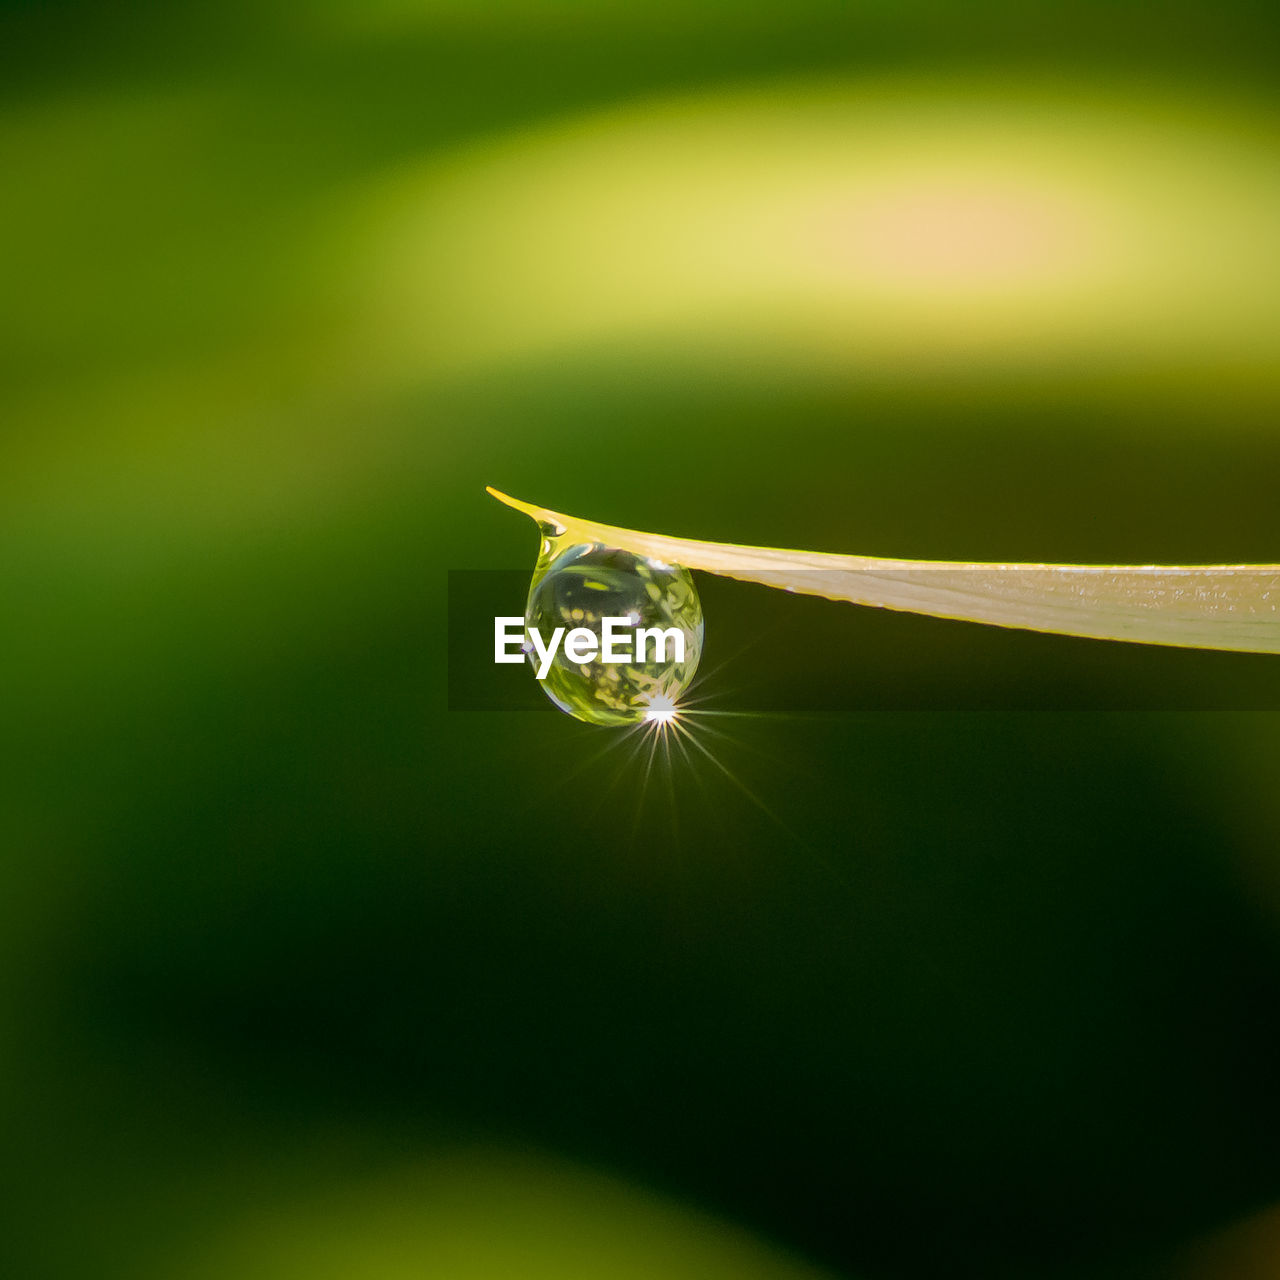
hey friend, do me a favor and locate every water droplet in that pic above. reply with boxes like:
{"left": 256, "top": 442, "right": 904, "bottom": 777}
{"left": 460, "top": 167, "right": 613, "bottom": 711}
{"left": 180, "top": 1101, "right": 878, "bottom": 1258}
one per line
{"left": 525, "top": 542, "right": 703, "bottom": 726}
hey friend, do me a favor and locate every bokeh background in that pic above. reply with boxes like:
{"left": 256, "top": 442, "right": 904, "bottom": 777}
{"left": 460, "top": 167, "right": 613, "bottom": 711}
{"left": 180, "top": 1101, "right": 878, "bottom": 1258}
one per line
{"left": 4, "top": 2, "right": 1280, "bottom": 1277}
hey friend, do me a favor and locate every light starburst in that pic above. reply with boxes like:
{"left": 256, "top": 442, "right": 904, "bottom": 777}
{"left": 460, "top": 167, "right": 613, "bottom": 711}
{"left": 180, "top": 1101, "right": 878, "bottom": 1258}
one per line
{"left": 642, "top": 692, "right": 681, "bottom": 728}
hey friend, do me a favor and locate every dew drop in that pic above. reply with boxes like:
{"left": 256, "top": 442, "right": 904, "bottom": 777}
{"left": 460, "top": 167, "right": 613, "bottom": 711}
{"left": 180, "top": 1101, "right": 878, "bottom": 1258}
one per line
{"left": 525, "top": 542, "right": 704, "bottom": 726}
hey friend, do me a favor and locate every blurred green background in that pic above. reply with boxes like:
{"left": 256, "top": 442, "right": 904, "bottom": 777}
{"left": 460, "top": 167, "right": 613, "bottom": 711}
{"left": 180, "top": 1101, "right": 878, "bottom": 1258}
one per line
{"left": 4, "top": 1, "right": 1280, "bottom": 1277}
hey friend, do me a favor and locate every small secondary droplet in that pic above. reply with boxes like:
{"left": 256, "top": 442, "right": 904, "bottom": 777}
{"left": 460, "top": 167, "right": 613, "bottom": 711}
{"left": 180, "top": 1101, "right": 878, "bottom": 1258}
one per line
{"left": 525, "top": 541, "right": 703, "bottom": 726}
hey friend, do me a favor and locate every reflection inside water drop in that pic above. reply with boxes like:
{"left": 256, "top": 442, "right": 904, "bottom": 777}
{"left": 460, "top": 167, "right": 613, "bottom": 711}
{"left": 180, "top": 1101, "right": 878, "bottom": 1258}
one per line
{"left": 525, "top": 538, "right": 703, "bottom": 727}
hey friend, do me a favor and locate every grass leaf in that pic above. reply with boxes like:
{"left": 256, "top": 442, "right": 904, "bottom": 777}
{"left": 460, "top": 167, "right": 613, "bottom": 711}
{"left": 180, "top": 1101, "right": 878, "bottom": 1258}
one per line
{"left": 489, "top": 487, "right": 1280, "bottom": 654}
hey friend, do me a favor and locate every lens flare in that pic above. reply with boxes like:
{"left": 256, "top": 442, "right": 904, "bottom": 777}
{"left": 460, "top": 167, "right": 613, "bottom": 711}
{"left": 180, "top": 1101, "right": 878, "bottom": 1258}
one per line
{"left": 643, "top": 692, "right": 681, "bottom": 727}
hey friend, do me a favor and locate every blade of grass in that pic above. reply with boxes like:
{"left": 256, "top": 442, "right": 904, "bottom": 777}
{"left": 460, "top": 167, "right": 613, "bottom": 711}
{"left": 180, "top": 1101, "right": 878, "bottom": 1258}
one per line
{"left": 487, "top": 487, "right": 1280, "bottom": 655}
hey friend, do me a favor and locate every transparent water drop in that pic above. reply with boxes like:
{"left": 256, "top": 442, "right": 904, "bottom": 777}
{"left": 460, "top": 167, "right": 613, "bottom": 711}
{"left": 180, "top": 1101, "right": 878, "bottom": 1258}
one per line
{"left": 525, "top": 537, "right": 704, "bottom": 726}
